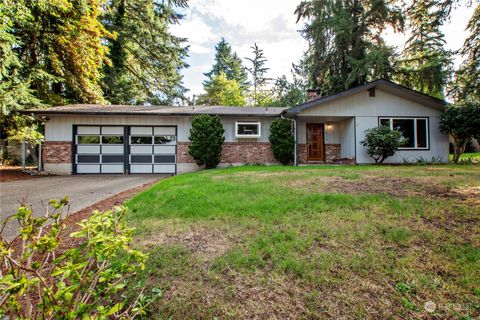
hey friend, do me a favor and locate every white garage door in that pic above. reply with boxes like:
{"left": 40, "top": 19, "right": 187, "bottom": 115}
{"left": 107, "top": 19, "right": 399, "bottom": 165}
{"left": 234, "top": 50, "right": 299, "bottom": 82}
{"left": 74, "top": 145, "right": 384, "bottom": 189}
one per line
{"left": 129, "top": 126, "right": 176, "bottom": 174}
{"left": 75, "top": 126, "right": 125, "bottom": 174}
{"left": 74, "top": 125, "right": 177, "bottom": 174}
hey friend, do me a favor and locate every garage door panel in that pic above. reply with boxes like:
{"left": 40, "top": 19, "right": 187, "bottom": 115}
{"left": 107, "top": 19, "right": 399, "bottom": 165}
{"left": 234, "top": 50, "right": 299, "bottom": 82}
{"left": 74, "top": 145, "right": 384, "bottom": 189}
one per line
{"left": 154, "top": 165, "right": 176, "bottom": 173}
{"left": 130, "top": 145, "right": 152, "bottom": 154}
{"left": 153, "top": 145, "right": 176, "bottom": 154}
{"left": 102, "top": 155, "right": 124, "bottom": 163}
{"left": 77, "top": 164, "right": 100, "bottom": 173}
{"left": 154, "top": 127, "right": 176, "bottom": 135}
{"left": 77, "top": 154, "right": 100, "bottom": 163}
{"left": 101, "top": 164, "right": 124, "bottom": 173}
{"left": 130, "top": 165, "right": 153, "bottom": 173}
{"left": 77, "top": 145, "right": 100, "bottom": 154}
{"left": 131, "top": 127, "right": 152, "bottom": 135}
{"left": 102, "top": 126, "right": 124, "bottom": 135}
{"left": 77, "top": 126, "right": 100, "bottom": 134}
{"left": 154, "top": 155, "right": 176, "bottom": 163}
{"left": 101, "top": 145, "right": 124, "bottom": 154}
{"left": 131, "top": 155, "right": 153, "bottom": 163}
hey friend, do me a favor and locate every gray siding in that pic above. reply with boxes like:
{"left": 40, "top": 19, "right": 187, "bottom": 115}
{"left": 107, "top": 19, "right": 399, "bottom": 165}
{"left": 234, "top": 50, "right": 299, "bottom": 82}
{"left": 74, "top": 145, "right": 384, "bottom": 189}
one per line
{"left": 45, "top": 115, "right": 275, "bottom": 143}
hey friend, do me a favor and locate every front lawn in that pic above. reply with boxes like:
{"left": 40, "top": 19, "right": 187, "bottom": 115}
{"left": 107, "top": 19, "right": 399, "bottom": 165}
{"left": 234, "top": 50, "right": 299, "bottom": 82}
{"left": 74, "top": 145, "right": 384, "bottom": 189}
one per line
{"left": 126, "top": 165, "right": 480, "bottom": 319}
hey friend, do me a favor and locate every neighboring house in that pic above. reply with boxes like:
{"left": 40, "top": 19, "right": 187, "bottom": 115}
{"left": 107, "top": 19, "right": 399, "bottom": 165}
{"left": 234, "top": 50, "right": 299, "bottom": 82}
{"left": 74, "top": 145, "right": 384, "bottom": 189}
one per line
{"left": 25, "top": 79, "right": 449, "bottom": 175}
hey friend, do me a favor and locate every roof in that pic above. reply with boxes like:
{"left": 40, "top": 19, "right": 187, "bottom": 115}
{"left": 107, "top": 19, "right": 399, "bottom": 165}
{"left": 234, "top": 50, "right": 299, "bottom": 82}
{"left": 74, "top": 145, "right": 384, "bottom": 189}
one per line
{"left": 22, "top": 104, "right": 286, "bottom": 117}
{"left": 283, "top": 79, "right": 447, "bottom": 116}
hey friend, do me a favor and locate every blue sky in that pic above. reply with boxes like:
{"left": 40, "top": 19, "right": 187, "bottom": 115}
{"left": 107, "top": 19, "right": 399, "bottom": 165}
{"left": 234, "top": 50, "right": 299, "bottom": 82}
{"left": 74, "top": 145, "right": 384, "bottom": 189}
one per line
{"left": 171, "top": 0, "right": 475, "bottom": 97}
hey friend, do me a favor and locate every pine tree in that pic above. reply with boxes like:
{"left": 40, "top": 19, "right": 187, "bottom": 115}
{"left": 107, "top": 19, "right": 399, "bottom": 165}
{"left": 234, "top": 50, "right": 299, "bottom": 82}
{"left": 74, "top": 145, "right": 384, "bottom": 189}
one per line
{"left": 396, "top": 0, "right": 452, "bottom": 99}
{"left": 198, "top": 73, "right": 246, "bottom": 106}
{"left": 102, "top": 0, "right": 189, "bottom": 105}
{"left": 451, "top": 4, "right": 480, "bottom": 100}
{"left": 203, "top": 38, "right": 249, "bottom": 93}
{"left": 295, "top": 0, "right": 403, "bottom": 96}
{"left": 10, "top": 0, "right": 112, "bottom": 105}
{"left": 246, "top": 43, "right": 270, "bottom": 106}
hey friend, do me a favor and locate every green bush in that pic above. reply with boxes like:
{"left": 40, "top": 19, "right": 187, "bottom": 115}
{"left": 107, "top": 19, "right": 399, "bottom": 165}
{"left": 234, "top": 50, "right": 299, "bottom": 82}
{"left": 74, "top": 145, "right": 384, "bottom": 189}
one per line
{"left": 188, "top": 114, "right": 225, "bottom": 169}
{"left": 0, "top": 198, "right": 158, "bottom": 319}
{"left": 439, "top": 99, "right": 480, "bottom": 163}
{"left": 269, "top": 118, "right": 294, "bottom": 165}
{"left": 360, "top": 126, "right": 405, "bottom": 163}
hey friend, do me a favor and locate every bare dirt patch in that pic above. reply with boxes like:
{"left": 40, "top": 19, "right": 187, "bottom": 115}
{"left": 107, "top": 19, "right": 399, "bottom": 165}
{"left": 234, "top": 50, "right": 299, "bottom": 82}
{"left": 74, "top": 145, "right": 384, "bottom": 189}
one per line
{"left": 139, "top": 227, "right": 233, "bottom": 261}
{"left": 0, "top": 166, "right": 49, "bottom": 182}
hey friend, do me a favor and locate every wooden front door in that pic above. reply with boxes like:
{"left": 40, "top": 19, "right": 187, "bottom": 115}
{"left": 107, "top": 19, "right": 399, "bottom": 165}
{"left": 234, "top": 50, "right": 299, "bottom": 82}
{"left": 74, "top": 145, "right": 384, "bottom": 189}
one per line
{"left": 307, "top": 124, "right": 324, "bottom": 161}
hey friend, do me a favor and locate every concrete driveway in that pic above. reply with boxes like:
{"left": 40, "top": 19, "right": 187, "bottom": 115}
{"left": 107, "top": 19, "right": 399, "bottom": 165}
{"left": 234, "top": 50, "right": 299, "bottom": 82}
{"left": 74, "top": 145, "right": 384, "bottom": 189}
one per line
{"left": 0, "top": 175, "right": 165, "bottom": 240}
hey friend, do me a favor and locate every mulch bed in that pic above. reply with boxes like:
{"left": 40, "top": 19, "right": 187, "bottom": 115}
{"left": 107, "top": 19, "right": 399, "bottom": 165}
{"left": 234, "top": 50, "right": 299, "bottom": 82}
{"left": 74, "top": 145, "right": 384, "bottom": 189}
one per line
{"left": 0, "top": 166, "right": 48, "bottom": 182}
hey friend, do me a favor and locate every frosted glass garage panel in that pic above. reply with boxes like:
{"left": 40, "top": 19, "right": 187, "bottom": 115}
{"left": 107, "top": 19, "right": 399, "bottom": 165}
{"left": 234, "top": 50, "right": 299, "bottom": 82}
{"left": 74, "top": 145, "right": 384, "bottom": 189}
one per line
{"left": 154, "top": 165, "right": 176, "bottom": 173}
{"left": 77, "top": 126, "right": 100, "bottom": 134}
{"left": 153, "top": 145, "right": 176, "bottom": 154}
{"left": 130, "top": 165, "right": 153, "bottom": 173}
{"left": 77, "top": 165, "right": 100, "bottom": 173}
{"left": 77, "top": 145, "right": 100, "bottom": 154}
{"left": 102, "top": 126, "right": 124, "bottom": 135}
{"left": 101, "top": 145, "right": 124, "bottom": 154}
{"left": 130, "top": 145, "right": 152, "bottom": 154}
{"left": 130, "top": 127, "right": 152, "bottom": 135}
{"left": 154, "top": 127, "right": 175, "bottom": 135}
{"left": 101, "top": 164, "right": 124, "bottom": 173}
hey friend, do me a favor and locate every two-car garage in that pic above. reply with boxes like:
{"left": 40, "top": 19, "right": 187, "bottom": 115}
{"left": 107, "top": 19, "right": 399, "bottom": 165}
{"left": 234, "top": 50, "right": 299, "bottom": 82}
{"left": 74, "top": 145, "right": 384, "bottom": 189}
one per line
{"left": 74, "top": 125, "right": 177, "bottom": 174}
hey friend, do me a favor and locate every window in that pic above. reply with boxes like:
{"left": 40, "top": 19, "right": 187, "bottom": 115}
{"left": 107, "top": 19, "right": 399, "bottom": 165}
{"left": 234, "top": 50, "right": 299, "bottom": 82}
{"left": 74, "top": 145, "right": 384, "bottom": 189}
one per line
{"left": 77, "top": 136, "right": 100, "bottom": 144}
{"left": 102, "top": 135, "right": 124, "bottom": 144}
{"left": 379, "top": 117, "right": 429, "bottom": 149}
{"left": 131, "top": 136, "right": 152, "bottom": 144}
{"left": 154, "top": 135, "right": 176, "bottom": 145}
{"left": 236, "top": 122, "right": 261, "bottom": 138}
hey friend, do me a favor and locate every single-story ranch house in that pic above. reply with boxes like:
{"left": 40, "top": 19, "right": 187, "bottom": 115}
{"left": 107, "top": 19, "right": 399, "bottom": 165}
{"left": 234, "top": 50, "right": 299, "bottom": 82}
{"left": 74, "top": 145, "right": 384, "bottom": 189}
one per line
{"left": 26, "top": 79, "right": 449, "bottom": 175}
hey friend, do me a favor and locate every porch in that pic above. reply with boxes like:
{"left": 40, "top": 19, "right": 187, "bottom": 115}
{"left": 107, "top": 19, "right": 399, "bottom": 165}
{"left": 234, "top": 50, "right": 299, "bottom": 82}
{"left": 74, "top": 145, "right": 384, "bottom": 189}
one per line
{"left": 295, "top": 116, "right": 356, "bottom": 165}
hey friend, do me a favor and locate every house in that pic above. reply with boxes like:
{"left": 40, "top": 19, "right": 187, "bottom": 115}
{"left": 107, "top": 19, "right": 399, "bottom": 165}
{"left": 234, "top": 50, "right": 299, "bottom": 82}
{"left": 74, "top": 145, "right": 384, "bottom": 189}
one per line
{"left": 25, "top": 79, "right": 449, "bottom": 175}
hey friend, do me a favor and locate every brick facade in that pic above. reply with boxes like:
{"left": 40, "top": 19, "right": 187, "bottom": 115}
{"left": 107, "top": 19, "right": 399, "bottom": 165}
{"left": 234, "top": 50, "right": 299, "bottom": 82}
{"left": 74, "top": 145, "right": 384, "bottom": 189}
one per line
{"left": 177, "top": 142, "right": 279, "bottom": 164}
{"left": 298, "top": 143, "right": 355, "bottom": 164}
{"left": 43, "top": 141, "right": 72, "bottom": 163}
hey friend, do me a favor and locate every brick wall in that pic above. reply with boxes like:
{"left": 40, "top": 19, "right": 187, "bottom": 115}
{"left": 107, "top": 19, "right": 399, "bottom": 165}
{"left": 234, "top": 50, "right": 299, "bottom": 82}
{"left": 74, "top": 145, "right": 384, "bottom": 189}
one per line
{"left": 43, "top": 141, "right": 72, "bottom": 163}
{"left": 177, "top": 141, "right": 279, "bottom": 164}
{"left": 298, "top": 143, "right": 354, "bottom": 164}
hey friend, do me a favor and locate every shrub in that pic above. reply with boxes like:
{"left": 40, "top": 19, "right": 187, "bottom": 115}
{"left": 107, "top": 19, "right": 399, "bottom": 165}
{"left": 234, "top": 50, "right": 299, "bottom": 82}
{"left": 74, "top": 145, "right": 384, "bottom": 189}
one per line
{"left": 0, "top": 198, "right": 158, "bottom": 319}
{"left": 188, "top": 114, "right": 225, "bottom": 169}
{"left": 360, "top": 126, "right": 405, "bottom": 163}
{"left": 439, "top": 100, "right": 480, "bottom": 163}
{"left": 269, "top": 118, "right": 294, "bottom": 165}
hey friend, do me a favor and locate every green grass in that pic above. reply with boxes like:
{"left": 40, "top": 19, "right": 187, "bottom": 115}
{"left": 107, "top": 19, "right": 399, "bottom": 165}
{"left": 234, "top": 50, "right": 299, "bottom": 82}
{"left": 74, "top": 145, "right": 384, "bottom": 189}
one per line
{"left": 126, "top": 165, "right": 480, "bottom": 319}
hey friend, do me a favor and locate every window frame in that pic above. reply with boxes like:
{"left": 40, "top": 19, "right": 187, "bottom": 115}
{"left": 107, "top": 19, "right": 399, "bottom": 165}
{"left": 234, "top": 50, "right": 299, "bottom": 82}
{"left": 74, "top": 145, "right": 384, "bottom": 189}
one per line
{"left": 235, "top": 121, "right": 261, "bottom": 138}
{"left": 378, "top": 117, "right": 429, "bottom": 150}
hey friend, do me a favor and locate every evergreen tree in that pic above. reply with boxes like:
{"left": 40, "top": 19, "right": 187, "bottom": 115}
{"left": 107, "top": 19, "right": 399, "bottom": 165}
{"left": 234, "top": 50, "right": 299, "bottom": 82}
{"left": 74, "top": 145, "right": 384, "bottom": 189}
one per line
{"left": 451, "top": 4, "right": 480, "bottom": 100}
{"left": 103, "top": 0, "right": 189, "bottom": 105}
{"left": 198, "top": 73, "right": 246, "bottom": 106}
{"left": 246, "top": 43, "right": 270, "bottom": 106}
{"left": 396, "top": 0, "right": 452, "bottom": 99}
{"left": 295, "top": 0, "right": 403, "bottom": 96}
{"left": 9, "top": 0, "right": 112, "bottom": 105}
{"left": 203, "top": 38, "right": 249, "bottom": 93}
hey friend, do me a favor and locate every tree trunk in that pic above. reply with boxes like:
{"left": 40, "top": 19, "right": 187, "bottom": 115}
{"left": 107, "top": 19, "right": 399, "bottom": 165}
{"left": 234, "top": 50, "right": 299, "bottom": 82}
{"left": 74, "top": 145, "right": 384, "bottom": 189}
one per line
{"left": 453, "top": 138, "right": 468, "bottom": 164}
{"left": 27, "top": 143, "right": 38, "bottom": 164}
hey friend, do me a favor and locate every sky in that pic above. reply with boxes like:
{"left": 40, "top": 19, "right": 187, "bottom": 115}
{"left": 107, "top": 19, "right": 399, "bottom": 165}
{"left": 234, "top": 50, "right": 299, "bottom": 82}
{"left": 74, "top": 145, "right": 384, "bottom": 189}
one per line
{"left": 170, "top": 0, "right": 476, "bottom": 97}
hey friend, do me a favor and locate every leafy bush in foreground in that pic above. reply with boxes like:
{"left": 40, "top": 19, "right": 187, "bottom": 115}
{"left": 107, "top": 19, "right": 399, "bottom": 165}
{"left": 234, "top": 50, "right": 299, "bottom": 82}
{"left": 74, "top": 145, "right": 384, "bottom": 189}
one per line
{"left": 0, "top": 198, "right": 157, "bottom": 319}
{"left": 360, "top": 126, "right": 405, "bottom": 163}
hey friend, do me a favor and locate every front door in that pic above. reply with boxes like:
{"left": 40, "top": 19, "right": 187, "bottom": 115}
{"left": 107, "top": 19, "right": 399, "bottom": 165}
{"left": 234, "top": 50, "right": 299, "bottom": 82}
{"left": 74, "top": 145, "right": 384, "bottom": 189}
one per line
{"left": 307, "top": 124, "right": 324, "bottom": 161}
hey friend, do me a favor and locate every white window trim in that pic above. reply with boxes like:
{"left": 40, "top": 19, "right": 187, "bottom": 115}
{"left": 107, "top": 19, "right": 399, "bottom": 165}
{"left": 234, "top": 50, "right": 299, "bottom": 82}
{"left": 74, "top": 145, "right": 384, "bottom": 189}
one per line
{"left": 235, "top": 121, "right": 261, "bottom": 138}
{"left": 379, "top": 117, "right": 429, "bottom": 150}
